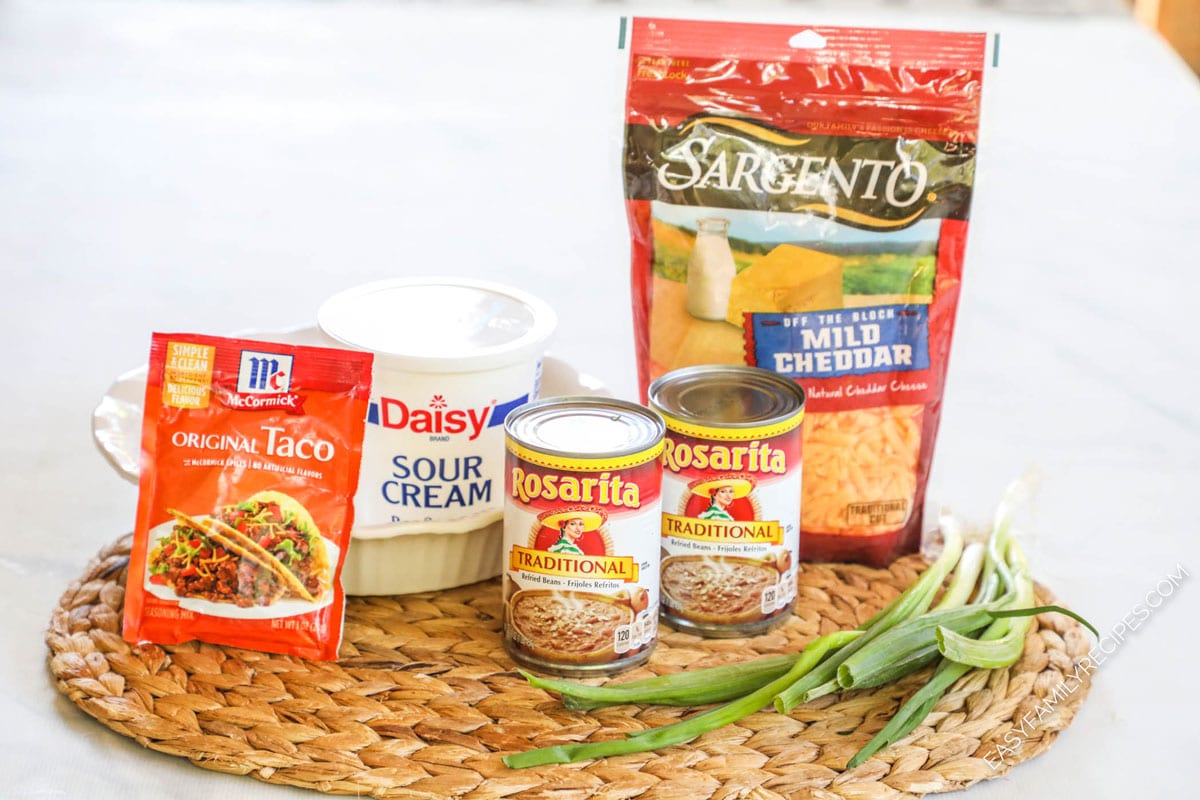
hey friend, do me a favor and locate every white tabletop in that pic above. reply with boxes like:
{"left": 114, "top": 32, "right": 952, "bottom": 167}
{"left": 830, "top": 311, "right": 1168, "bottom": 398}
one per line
{"left": 3, "top": 1, "right": 1199, "bottom": 798}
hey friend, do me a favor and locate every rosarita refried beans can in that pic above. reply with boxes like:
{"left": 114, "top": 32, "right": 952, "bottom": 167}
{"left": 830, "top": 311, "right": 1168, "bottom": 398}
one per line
{"left": 503, "top": 397, "right": 665, "bottom": 676}
{"left": 649, "top": 365, "right": 805, "bottom": 638}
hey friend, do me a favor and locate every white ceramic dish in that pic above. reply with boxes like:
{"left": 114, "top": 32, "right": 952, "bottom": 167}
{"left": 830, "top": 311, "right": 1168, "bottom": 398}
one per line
{"left": 92, "top": 325, "right": 610, "bottom": 595}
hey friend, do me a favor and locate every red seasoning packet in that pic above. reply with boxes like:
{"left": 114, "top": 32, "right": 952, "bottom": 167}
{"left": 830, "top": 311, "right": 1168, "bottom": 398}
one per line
{"left": 122, "top": 333, "right": 373, "bottom": 660}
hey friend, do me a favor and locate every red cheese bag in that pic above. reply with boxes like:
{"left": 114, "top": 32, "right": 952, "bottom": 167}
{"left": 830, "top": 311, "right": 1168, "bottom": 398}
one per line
{"left": 122, "top": 333, "right": 372, "bottom": 660}
{"left": 624, "top": 19, "right": 986, "bottom": 565}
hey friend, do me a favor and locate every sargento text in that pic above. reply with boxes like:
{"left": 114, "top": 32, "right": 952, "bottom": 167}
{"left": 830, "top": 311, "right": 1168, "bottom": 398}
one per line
{"left": 657, "top": 137, "right": 928, "bottom": 209}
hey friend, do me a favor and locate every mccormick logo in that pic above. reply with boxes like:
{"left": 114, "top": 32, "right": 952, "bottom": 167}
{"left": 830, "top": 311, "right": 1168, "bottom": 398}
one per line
{"left": 367, "top": 393, "right": 528, "bottom": 441}
{"left": 237, "top": 350, "right": 293, "bottom": 394}
{"left": 215, "top": 350, "right": 304, "bottom": 414}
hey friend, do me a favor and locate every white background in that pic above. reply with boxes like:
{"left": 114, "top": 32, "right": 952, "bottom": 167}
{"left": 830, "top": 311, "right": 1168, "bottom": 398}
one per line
{"left": 2, "top": 1, "right": 1198, "bottom": 798}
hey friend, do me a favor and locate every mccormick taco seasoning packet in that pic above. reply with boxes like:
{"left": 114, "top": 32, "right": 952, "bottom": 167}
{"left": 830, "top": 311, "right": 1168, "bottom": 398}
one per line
{"left": 623, "top": 19, "right": 986, "bottom": 566}
{"left": 123, "top": 333, "right": 372, "bottom": 660}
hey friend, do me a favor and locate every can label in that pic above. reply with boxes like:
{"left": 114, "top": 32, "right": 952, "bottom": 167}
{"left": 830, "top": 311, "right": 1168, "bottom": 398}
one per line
{"left": 503, "top": 441, "right": 663, "bottom": 670}
{"left": 659, "top": 414, "right": 802, "bottom": 629}
{"left": 357, "top": 365, "right": 539, "bottom": 527}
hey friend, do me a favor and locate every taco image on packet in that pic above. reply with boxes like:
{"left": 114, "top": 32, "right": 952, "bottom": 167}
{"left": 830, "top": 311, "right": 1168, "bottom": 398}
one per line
{"left": 148, "top": 509, "right": 295, "bottom": 607}
{"left": 123, "top": 332, "right": 372, "bottom": 660}
{"left": 209, "top": 490, "right": 331, "bottom": 603}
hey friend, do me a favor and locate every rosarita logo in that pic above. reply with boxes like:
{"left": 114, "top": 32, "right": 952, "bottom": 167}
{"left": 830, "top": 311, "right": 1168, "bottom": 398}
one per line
{"left": 367, "top": 393, "right": 529, "bottom": 441}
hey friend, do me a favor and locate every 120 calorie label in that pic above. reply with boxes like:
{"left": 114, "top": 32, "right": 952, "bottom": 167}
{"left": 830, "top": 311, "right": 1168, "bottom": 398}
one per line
{"left": 659, "top": 422, "right": 802, "bottom": 630}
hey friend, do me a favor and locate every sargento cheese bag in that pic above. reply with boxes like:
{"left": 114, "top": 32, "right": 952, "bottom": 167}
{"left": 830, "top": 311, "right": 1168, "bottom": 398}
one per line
{"left": 623, "top": 19, "right": 985, "bottom": 565}
{"left": 123, "top": 333, "right": 372, "bottom": 660}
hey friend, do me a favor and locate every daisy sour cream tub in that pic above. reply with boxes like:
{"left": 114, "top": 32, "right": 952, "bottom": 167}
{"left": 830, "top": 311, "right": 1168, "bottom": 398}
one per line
{"left": 318, "top": 278, "right": 556, "bottom": 593}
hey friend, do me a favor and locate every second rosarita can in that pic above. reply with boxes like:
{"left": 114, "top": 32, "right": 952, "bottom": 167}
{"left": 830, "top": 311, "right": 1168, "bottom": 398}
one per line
{"left": 648, "top": 365, "right": 805, "bottom": 638}
{"left": 503, "top": 397, "right": 665, "bottom": 676}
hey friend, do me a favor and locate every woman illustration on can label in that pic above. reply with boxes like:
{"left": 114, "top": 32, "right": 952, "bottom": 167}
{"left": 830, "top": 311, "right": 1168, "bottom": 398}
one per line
{"left": 691, "top": 477, "right": 755, "bottom": 521}
{"left": 549, "top": 516, "right": 588, "bottom": 554}
{"left": 538, "top": 509, "right": 607, "bottom": 556}
{"left": 699, "top": 485, "right": 736, "bottom": 520}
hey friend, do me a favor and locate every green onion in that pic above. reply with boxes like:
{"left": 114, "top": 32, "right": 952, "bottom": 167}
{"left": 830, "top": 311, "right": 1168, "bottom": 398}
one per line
{"left": 932, "top": 542, "right": 985, "bottom": 610}
{"left": 844, "top": 547, "right": 1026, "bottom": 769}
{"left": 503, "top": 487, "right": 1096, "bottom": 772}
{"left": 845, "top": 489, "right": 1067, "bottom": 770}
{"left": 847, "top": 583, "right": 1029, "bottom": 771}
{"left": 834, "top": 540, "right": 993, "bottom": 692}
{"left": 621, "top": 629, "right": 861, "bottom": 741}
{"left": 518, "top": 653, "right": 800, "bottom": 710}
{"left": 773, "top": 519, "right": 965, "bottom": 713}
{"left": 937, "top": 545, "right": 1098, "bottom": 669}
{"left": 844, "top": 657, "right": 966, "bottom": 770}
{"left": 502, "top": 629, "right": 859, "bottom": 767}
{"left": 987, "top": 604, "right": 1098, "bottom": 638}
{"left": 835, "top": 605, "right": 994, "bottom": 689}
{"left": 527, "top": 523, "right": 965, "bottom": 721}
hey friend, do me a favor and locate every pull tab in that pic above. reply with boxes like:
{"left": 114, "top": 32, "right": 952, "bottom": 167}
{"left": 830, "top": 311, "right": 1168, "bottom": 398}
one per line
{"left": 788, "top": 29, "right": 827, "bottom": 50}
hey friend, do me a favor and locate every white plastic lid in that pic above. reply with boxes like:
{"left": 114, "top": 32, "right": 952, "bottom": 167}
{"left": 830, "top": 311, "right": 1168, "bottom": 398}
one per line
{"left": 317, "top": 278, "right": 557, "bottom": 373}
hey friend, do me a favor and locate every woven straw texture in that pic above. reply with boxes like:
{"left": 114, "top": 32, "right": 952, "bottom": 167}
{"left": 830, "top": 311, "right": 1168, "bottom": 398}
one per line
{"left": 47, "top": 535, "right": 1092, "bottom": 799}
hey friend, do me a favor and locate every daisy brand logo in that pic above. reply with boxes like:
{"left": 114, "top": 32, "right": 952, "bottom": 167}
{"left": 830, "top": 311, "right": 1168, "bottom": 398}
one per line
{"left": 236, "top": 350, "right": 293, "bottom": 394}
{"left": 367, "top": 392, "right": 530, "bottom": 441}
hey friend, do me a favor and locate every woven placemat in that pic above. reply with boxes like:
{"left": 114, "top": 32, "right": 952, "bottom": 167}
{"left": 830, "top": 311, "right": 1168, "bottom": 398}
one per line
{"left": 47, "top": 535, "right": 1092, "bottom": 799}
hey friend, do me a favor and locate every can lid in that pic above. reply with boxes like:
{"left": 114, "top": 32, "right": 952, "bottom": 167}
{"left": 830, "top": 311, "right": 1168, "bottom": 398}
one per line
{"left": 648, "top": 365, "right": 805, "bottom": 430}
{"left": 317, "top": 278, "right": 557, "bottom": 373}
{"left": 506, "top": 397, "right": 665, "bottom": 462}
